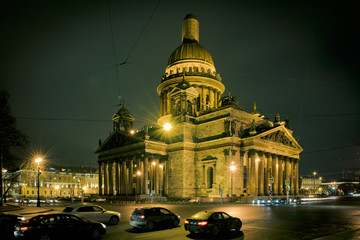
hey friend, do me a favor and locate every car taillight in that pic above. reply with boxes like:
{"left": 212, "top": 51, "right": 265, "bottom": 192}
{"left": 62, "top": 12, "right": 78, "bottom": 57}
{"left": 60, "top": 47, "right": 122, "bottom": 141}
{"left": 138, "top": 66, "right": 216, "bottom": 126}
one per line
{"left": 20, "top": 226, "right": 32, "bottom": 231}
{"left": 140, "top": 215, "right": 145, "bottom": 219}
{"left": 198, "top": 221, "right": 207, "bottom": 226}
{"left": 184, "top": 220, "right": 189, "bottom": 224}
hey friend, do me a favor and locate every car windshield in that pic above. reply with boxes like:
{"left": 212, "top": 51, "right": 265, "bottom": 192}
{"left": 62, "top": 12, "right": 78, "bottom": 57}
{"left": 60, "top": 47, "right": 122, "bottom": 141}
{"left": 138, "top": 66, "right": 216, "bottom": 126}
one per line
{"left": 63, "top": 207, "right": 73, "bottom": 213}
{"left": 132, "top": 208, "right": 145, "bottom": 216}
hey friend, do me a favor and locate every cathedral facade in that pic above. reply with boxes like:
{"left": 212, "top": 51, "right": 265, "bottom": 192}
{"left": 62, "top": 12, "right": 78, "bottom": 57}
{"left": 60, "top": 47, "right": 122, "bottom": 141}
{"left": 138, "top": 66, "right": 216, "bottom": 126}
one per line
{"left": 96, "top": 14, "right": 302, "bottom": 201}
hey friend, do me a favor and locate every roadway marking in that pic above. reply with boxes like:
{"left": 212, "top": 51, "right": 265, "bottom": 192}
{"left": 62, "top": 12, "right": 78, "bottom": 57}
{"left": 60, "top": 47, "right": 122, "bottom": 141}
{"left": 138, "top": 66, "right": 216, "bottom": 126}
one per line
{"left": 245, "top": 225, "right": 299, "bottom": 233}
{"left": 133, "top": 232, "right": 166, "bottom": 238}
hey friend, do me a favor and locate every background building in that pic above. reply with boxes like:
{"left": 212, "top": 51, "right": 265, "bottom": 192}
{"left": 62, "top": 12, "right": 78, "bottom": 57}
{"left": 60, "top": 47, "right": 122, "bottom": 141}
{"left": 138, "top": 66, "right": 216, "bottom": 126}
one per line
{"left": 9, "top": 165, "right": 98, "bottom": 200}
{"left": 96, "top": 14, "right": 302, "bottom": 201}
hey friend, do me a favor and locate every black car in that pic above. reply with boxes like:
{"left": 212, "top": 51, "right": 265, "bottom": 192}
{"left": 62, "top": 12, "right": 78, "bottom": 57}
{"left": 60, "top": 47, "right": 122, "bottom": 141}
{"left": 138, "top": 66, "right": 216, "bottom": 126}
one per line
{"left": 0, "top": 213, "right": 25, "bottom": 239}
{"left": 184, "top": 211, "right": 242, "bottom": 236}
{"left": 130, "top": 207, "right": 180, "bottom": 231}
{"left": 14, "top": 213, "right": 106, "bottom": 240}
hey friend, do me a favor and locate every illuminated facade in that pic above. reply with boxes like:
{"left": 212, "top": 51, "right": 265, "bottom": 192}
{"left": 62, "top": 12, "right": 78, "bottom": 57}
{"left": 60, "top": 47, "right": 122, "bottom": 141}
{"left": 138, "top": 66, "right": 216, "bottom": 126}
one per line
{"left": 10, "top": 165, "right": 98, "bottom": 199}
{"left": 96, "top": 14, "right": 303, "bottom": 200}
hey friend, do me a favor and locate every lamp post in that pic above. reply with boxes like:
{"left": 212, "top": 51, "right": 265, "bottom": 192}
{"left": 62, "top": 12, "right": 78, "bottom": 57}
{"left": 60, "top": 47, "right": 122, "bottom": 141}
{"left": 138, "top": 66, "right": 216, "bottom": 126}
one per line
{"left": 230, "top": 164, "right": 236, "bottom": 202}
{"left": 35, "top": 158, "right": 42, "bottom": 207}
{"left": 313, "top": 172, "right": 317, "bottom": 195}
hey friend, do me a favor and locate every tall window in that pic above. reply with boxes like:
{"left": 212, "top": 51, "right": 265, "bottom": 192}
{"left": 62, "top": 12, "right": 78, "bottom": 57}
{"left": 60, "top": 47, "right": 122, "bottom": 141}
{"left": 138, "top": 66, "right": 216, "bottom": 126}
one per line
{"left": 207, "top": 167, "right": 214, "bottom": 189}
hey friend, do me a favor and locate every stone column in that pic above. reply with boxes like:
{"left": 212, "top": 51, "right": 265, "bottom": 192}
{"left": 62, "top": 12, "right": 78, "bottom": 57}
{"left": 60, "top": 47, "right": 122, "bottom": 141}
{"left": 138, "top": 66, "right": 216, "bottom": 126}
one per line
{"left": 249, "top": 150, "right": 256, "bottom": 195}
{"left": 108, "top": 161, "right": 114, "bottom": 196}
{"left": 167, "top": 90, "right": 171, "bottom": 115}
{"left": 160, "top": 93, "right": 163, "bottom": 116}
{"left": 122, "top": 160, "right": 126, "bottom": 195}
{"left": 272, "top": 155, "right": 278, "bottom": 195}
{"left": 98, "top": 162, "right": 103, "bottom": 196}
{"left": 284, "top": 158, "right": 290, "bottom": 189}
{"left": 115, "top": 161, "right": 120, "bottom": 195}
{"left": 278, "top": 157, "right": 284, "bottom": 195}
{"left": 129, "top": 158, "right": 134, "bottom": 195}
{"left": 289, "top": 159, "right": 294, "bottom": 195}
{"left": 209, "top": 88, "right": 214, "bottom": 108}
{"left": 258, "top": 153, "right": 264, "bottom": 195}
{"left": 202, "top": 86, "right": 206, "bottom": 110}
{"left": 295, "top": 159, "right": 299, "bottom": 195}
{"left": 103, "top": 162, "right": 108, "bottom": 195}
{"left": 265, "top": 154, "right": 271, "bottom": 195}
{"left": 143, "top": 157, "right": 148, "bottom": 194}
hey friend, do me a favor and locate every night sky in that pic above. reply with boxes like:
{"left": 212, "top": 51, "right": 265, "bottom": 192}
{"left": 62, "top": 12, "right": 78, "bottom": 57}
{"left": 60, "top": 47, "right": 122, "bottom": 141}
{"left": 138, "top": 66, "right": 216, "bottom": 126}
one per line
{"left": 1, "top": 0, "right": 359, "bottom": 180}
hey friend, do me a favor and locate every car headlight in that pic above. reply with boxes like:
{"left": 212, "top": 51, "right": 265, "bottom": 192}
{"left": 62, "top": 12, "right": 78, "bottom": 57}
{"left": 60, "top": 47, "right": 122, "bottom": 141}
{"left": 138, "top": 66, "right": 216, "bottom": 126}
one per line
{"left": 101, "top": 223, "right": 106, "bottom": 229}
{"left": 20, "top": 217, "right": 26, "bottom": 221}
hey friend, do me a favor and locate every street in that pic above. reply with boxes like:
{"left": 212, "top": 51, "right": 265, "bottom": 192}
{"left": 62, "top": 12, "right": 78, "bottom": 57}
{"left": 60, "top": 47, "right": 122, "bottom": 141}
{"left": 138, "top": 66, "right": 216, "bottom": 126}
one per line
{"left": 4, "top": 196, "right": 360, "bottom": 240}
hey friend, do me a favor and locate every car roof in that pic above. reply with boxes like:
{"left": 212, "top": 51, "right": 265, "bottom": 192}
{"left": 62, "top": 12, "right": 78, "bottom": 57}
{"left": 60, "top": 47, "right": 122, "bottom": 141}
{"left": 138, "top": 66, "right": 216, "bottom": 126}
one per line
{"left": 190, "top": 210, "right": 217, "bottom": 219}
{"left": 66, "top": 205, "right": 101, "bottom": 210}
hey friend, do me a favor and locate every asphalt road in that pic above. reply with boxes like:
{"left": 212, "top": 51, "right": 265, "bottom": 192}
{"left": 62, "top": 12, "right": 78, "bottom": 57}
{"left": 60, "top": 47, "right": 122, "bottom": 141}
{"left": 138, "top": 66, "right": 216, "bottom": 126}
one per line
{"left": 7, "top": 196, "right": 360, "bottom": 240}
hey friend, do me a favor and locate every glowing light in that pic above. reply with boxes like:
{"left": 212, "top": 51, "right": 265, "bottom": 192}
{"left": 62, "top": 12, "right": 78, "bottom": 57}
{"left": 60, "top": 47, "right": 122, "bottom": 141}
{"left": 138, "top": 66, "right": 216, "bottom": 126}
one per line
{"left": 230, "top": 165, "right": 236, "bottom": 171}
{"left": 152, "top": 161, "right": 156, "bottom": 166}
{"left": 164, "top": 123, "right": 172, "bottom": 131}
{"left": 256, "top": 158, "right": 260, "bottom": 162}
{"left": 55, "top": 185, "right": 59, "bottom": 190}
{"left": 35, "top": 158, "right": 43, "bottom": 164}
{"left": 137, "top": 171, "right": 141, "bottom": 176}
{"left": 130, "top": 130, "right": 135, "bottom": 134}
{"left": 159, "top": 164, "right": 163, "bottom": 168}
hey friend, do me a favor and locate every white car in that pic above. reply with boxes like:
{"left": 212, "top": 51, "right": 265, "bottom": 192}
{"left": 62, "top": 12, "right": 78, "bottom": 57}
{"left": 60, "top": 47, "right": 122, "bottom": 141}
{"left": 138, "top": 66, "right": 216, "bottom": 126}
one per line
{"left": 62, "top": 205, "right": 121, "bottom": 225}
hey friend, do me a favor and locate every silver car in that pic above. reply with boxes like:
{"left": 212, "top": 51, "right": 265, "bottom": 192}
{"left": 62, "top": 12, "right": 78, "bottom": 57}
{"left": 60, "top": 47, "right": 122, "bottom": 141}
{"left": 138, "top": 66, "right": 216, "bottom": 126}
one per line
{"left": 62, "top": 205, "right": 121, "bottom": 225}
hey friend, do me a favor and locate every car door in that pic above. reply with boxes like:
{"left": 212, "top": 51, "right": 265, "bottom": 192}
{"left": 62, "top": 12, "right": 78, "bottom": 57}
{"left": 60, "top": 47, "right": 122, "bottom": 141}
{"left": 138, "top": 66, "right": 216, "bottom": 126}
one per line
{"left": 159, "top": 208, "right": 173, "bottom": 225}
{"left": 211, "top": 212, "right": 224, "bottom": 230}
{"left": 92, "top": 206, "right": 107, "bottom": 222}
{"left": 41, "top": 215, "right": 66, "bottom": 239}
{"left": 62, "top": 215, "right": 88, "bottom": 237}
{"left": 75, "top": 206, "right": 94, "bottom": 221}
{"left": 220, "top": 212, "right": 233, "bottom": 230}
{"left": 149, "top": 208, "right": 162, "bottom": 225}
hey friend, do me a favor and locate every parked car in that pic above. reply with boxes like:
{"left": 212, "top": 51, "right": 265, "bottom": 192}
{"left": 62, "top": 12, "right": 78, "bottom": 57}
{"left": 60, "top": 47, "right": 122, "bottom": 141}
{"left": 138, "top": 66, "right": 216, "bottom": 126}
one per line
{"left": 90, "top": 197, "right": 106, "bottom": 202}
{"left": 20, "top": 198, "right": 30, "bottom": 204}
{"left": 130, "top": 207, "right": 180, "bottom": 231}
{"left": 252, "top": 198, "right": 266, "bottom": 204}
{"left": 184, "top": 210, "right": 242, "bottom": 236}
{"left": 0, "top": 213, "right": 25, "bottom": 239}
{"left": 62, "top": 205, "right": 121, "bottom": 225}
{"left": 49, "top": 198, "right": 57, "bottom": 203}
{"left": 14, "top": 213, "right": 106, "bottom": 240}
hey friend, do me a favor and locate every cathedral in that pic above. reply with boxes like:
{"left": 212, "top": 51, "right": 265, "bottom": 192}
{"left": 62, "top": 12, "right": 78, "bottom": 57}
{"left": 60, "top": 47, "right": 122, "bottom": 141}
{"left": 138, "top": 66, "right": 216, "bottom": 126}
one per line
{"left": 95, "top": 14, "right": 303, "bottom": 201}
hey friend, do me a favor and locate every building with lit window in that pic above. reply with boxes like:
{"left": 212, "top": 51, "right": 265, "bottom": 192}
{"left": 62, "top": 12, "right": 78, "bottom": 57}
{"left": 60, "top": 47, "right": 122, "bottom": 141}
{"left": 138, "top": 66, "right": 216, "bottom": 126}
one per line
{"left": 96, "top": 14, "right": 302, "bottom": 201}
{"left": 10, "top": 165, "right": 98, "bottom": 200}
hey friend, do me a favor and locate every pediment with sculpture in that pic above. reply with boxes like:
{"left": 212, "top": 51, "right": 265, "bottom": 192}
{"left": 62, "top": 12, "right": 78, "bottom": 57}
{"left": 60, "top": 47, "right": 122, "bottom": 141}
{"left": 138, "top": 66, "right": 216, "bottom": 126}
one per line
{"left": 260, "top": 130, "right": 300, "bottom": 149}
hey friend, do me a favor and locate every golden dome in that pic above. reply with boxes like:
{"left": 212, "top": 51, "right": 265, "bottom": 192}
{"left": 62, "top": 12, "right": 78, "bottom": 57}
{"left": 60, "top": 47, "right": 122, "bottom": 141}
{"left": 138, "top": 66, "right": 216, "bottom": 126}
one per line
{"left": 167, "top": 42, "right": 214, "bottom": 67}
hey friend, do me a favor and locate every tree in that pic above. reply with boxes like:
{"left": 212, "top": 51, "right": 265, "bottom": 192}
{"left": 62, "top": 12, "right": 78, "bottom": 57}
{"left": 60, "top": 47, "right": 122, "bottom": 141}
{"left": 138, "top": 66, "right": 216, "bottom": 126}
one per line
{"left": 0, "top": 89, "right": 28, "bottom": 206}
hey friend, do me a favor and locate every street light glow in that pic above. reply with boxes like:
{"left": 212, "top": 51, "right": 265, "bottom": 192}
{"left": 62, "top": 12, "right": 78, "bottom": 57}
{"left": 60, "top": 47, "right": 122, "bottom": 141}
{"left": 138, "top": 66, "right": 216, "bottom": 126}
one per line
{"left": 164, "top": 123, "right": 172, "bottom": 131}
{"left": 230, "top": 165, "right": 236, "bottom": 171}
{"left": 152, "top": 161, "right": 156, "bottom": 166}
{"left": 137, "top": 171, "right": 141, "bottom": 176}
{"left": 35, "top": 158, "right": 42, "bottom": 164}
{"left": 130, "top": 129, "right": 135, "bottom": 134}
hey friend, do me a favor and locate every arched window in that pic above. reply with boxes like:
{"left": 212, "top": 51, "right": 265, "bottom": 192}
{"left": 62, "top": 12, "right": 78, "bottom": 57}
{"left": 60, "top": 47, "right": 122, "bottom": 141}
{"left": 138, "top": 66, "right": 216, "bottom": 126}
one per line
{"left": 207, "top": 167, "right": 214, "bottom": 189}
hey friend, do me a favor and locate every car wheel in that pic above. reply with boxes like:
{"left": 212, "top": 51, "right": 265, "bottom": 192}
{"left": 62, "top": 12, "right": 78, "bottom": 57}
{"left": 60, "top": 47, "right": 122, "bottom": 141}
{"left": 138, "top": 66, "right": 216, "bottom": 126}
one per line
{"left": 145, "top": 220, "right": 154, "bottom": 231}
{"left": 90, "top": 228, "right": 101, "bottom": 239}
{"left": 39, "top": 234, "right": 51, "bottom": 240}
{"left": 109, "top": 216, "right": 119, "bottom": 225}
{"left": 211, "top": 225, "right": 219, "bottom": 236}
{"left": 235, "top": 221, "right": 242, "bottom": 231}
{"left": 172, "top": 218, "right": 179, "bottom": 228}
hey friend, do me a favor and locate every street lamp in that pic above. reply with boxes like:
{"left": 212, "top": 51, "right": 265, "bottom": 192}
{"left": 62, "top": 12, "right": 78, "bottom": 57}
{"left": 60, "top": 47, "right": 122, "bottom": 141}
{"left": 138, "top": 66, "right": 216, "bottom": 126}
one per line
{"left": 35, "top": 158, "right": 43, "bottom": 207}
{"left": 164, "top": 123, "right": 172, "bottom": 131}
{"left": 230, "top": 164, "right": 236, "bottom": 202}
{"left": 313, "top": 172, "right": 317, "bottom": 194}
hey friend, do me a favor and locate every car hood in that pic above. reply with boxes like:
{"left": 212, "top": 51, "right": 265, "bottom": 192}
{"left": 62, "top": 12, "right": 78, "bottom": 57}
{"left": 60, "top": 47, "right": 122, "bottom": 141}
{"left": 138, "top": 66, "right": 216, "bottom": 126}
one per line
{"left": 105, "top": 210, "right": 121, "bottom": 216}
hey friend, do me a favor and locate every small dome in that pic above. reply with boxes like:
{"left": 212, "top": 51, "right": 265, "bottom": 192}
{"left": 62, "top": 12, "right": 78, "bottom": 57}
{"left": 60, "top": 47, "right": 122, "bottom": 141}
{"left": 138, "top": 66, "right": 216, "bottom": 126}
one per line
{"left": 167, "top": 42, "right": 214, "bottom": 67}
